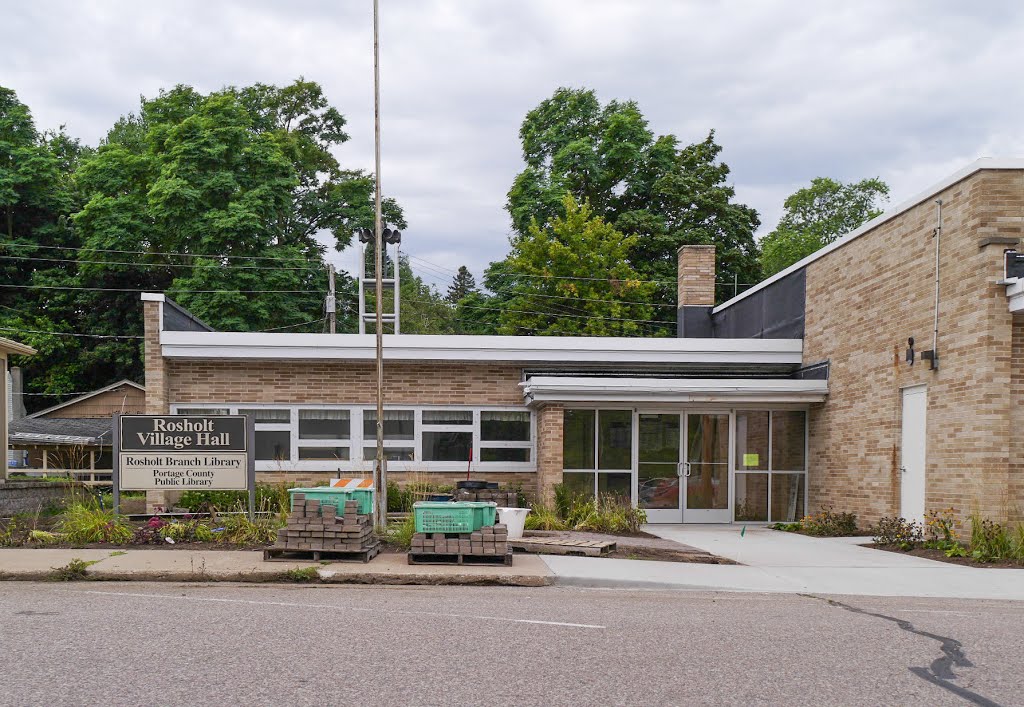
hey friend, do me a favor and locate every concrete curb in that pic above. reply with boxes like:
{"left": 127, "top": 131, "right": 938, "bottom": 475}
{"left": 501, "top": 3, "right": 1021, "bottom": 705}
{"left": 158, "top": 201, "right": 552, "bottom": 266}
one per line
{"left": 0, "top": 569, "right": 552, "bottom": 586}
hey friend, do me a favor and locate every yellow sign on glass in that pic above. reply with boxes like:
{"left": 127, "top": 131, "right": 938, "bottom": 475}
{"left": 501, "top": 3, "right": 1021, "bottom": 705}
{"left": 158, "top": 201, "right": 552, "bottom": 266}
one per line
{"left": 742, "top": 453, "right": 759, "bottom": 467}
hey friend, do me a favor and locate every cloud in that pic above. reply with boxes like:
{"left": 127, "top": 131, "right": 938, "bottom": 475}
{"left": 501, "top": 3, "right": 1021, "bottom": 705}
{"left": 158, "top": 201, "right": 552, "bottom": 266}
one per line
{"left": 5, "top": 0, "right": 1023, "bottom": 283}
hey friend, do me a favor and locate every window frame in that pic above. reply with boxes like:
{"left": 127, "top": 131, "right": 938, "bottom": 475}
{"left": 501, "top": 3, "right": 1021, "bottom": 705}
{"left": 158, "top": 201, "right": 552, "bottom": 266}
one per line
{"left": 732, "top": 409, "right": 808, "bottom": 523}
{"left": 168, "top": 403, "right": 536, "bottom": 473}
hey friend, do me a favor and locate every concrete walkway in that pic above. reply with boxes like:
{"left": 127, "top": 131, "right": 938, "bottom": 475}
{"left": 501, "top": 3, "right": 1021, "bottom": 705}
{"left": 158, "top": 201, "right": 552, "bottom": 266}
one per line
{"left": 541, "top": 525, "right": 1024, "bottom": 600}
{"left": 0, "top": 548, "right": 551, "bottom": 586}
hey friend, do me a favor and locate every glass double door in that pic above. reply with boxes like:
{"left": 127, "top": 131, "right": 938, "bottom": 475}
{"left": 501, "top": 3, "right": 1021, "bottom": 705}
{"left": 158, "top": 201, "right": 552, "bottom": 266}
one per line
{"left": 637, "top": 412, "right": 730, "bottom": 523}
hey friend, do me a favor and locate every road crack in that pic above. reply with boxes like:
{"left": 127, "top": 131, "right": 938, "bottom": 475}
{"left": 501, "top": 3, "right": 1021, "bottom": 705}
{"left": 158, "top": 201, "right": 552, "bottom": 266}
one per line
{"left": 801, "top": 594, "right": 1001, "bottom": 707}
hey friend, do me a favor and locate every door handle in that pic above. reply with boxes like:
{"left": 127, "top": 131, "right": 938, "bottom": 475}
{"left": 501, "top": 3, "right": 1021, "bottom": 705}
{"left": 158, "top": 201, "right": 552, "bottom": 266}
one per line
{"left": 684, "top": 462, "right": 692, "bottom": 477}
{"left": 900, "top": 466, "right": 907, "bottom": 474}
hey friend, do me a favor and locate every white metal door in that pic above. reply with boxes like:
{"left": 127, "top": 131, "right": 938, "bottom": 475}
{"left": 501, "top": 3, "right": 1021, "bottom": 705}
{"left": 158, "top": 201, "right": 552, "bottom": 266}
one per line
{"left": 900, "top": 386, "right": 927, "bottom": 525}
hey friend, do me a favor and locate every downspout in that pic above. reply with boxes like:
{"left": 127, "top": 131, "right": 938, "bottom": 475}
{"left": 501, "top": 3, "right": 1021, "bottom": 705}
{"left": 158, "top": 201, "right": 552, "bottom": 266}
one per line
{"left": 930, "top": 199, "right": 942, "bottom": 371}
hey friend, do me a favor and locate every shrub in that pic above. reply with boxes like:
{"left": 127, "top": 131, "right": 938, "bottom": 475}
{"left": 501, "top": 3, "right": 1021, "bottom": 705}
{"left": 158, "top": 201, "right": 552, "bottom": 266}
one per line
{"left": 524, "top": 504, "right": 568, "bottom": 531}
{"left": 160, "top": 518, "right": 214, "bottom": 543}
{"left": 55, "top": 502, "right": 134, "bottom": 545}
{"left": 969, "top": 514, "right": 1013, "bottom": 562}
{"left": 214, "top": 507, "right": 282, "bottom": 545}
{"left": 801, "top": 507, "right": 858, "bottom": 536}
{"left": 178, "top": 483, "right": 296, "bottom": 514}
{"left": 382, "top": 513, "right": 416, "bottom": 549}
{"left": 923, "top": 508, "right": 966, "bottom": 556}
{"left": 769, "top": 522, "right": 802, "bottom": 533}
{"left": 872, "top": 517, "right": 923, "bottom": 550}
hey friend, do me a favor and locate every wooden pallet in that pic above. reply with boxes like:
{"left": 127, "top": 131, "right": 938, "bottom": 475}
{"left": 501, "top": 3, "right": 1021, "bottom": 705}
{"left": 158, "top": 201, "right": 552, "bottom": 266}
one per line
{"left": 263, "top": 543, "right": 381, "bottom": 564}
{"left": 407, "top": 551, "right": 513, "bottom": 566}
{"left": 509, "top": 537, "right": 616, "bottom": 557}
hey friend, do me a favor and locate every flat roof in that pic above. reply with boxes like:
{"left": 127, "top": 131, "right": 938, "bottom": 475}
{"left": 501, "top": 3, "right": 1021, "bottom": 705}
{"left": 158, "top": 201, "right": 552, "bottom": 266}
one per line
{"left": 522, "top": 375, "right": 827, "bottom": 404}
{"left": 158, "top": 331, "right": 803, "bottom": 366}
{"left": 714, "top": 157, "right": 1024, "bottom": 314}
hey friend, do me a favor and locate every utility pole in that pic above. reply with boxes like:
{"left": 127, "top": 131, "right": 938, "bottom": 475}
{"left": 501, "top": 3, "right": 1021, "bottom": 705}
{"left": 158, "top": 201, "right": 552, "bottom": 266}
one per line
{"left": 327, "top": 264, "right": 336, "bottom": 334}
{"left": 372, "top": 0, "right": 388, "bottom": 529}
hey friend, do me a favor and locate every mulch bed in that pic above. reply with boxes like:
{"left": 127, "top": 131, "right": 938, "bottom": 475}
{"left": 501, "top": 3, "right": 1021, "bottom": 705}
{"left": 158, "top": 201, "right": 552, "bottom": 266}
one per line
{"left": 868, "top": 543, "right": 1024, "bottom": 569}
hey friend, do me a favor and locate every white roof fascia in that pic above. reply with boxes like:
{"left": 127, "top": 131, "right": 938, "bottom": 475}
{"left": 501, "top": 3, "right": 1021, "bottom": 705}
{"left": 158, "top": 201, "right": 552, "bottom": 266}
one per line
{"left": 27, "top": 380, "right": 145, "bottom": 419}
{"left": 158, "top": 332, "right": 803, "bottom": 365}
{"left": 715, "top": 157, "right": 1024, "bottom": 315}
{"left": 521, "top": 376, "right": 828, "bottom": 404}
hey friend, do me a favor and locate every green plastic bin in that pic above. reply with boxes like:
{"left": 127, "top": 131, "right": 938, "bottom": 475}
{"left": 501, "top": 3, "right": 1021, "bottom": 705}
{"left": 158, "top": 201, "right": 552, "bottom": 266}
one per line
{"left": 413, "top": 501, "right": 497, "bottom": 533}
{"left": 289, "top": 487, "right": 374, "bottom": 515}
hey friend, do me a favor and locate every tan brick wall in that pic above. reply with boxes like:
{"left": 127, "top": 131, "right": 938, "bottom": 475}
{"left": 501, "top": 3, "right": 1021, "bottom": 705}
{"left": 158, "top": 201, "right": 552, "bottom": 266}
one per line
{"left": 166, "top": 360, "right": 524, "bottom": 407}
{"left": 535, "top": 404, "right": 564, "bottom": 505}
{"left": 40, "top": 386, "right": 146, "bottom": 418}
{"left": 1009, "top": 316, "right": 1024, "bottom": 523}
{"left": 144, "top": 301, "right": 168, "bottom": 415}
{"left": 678, "top": 245, "right": 716, "bottom": 306}
{"left": 804, "top": 169, "right": 1024, "bottom": 526}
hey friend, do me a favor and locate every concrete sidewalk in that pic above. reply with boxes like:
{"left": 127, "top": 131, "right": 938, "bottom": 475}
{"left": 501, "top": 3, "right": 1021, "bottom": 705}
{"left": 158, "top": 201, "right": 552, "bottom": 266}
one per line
{"left": 541, "top": 525, "right": 1024, "bottom": 600}
{"left": 0, "top": 548, "right": 552, "bottom": 586}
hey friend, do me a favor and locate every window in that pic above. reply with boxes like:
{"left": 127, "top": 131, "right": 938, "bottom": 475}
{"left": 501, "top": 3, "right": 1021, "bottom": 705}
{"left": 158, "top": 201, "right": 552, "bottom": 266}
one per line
{"left": 175, "top": 408, "right": 229, "bottom": 415}
{"left": 363, "top": 409, "right": 414, "bottom": 440}
{"left": 480, "top": 411, "right": 531, "bottom": 464}
{"left": 734, "top": 410, "right": 807, "bottom": 523}
{"left": 255, "top": 430, "right": 290, "bottom": 461}
{"left": 299, "top": 410, "right": 350, "bottom": 440}
{"left": 299, "top": 447, "right": 350, "bottom": 461}
{"left": 238, "top": 409, "right": 290, "bottom": 424}
{"left": 168, "top": 404, "right": 535, "bottom": 472}
{"left": 563, "top": 409, "right": 633, "bottom": 501}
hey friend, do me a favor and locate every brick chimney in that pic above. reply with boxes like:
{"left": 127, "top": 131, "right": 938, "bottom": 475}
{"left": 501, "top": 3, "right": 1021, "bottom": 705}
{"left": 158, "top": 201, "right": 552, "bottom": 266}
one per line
{"left": 677, "top": 245, "right": 715, "bottom": 337}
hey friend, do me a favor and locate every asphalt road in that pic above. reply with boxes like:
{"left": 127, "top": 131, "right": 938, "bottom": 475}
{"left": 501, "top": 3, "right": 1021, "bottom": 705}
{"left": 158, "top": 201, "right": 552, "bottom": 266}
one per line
{"left": 1, "top": 582, "right": 1021, "bottom": 706}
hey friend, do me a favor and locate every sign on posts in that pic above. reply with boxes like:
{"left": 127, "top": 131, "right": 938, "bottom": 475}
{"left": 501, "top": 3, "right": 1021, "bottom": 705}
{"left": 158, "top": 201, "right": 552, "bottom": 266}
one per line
{"left": 113, "top": 414, "right": 256, "bottom": 517}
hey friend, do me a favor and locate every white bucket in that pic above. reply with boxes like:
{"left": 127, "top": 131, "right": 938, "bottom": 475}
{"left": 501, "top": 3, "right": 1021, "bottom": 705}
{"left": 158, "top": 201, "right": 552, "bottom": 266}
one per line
{"left": 496, "top": 507, "right": 531, "bottom": 540}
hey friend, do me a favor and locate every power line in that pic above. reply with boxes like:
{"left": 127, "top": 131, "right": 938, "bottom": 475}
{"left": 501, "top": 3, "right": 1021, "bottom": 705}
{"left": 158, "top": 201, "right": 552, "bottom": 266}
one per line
{"left": 0, "top": 326, "right": 142, "bottom": 340}
{"left": 0, "top": 254, "right": 323, "bottom": 273}
{"left": 400, "top": 294, "right": 676, "bottom": 328}
{"left": 0, "top": 284, "right": 323, "bottom": 294}
{"left": 0, "top": 240, "right": 326, "bottom": 265}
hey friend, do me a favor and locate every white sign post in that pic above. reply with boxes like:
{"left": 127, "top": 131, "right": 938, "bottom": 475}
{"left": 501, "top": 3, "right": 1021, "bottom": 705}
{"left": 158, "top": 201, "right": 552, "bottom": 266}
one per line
{"left": 113, "top": 414, "right": 256, "bottom": 518}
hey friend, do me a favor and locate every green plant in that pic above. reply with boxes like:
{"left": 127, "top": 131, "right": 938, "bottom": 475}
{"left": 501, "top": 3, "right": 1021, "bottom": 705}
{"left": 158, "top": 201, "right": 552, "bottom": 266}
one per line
{"left": 769, "top": 522, "right": 802, "bottom": 532}
{"left": 872, "top": 517, "right": 923, "bottom": 550}
{"left": 213, "top": 503, "right": 283, "bottom": 545}
{"left": 178, "top": 483, "right": 296, "bottom": 514}
{"left": 27, "top": 529, "right": 59, "bottom": 545}
{"left": 0, "top": 518, "right": 25, "bottom": 547}
{"left": 160, "top": 519, "right": 215, "bottom": 543}
{"left": 109, "top": 550, "right": 127, "bottom": 557}
{"left": 922, "top": 508, "right": 966, "bottom": 556}
{"left": 801, "top": 507, "right": 858, "bottom": 536}
{"left": 969, "top": 514, "right": 1013, "bottom": 562}
{"left": 524, "top": 503, "right": 568, "bottom": 531}
{"left": 382, "top": 513, "right": 416, "bottom": 549}
{"left": 55, "top": 502, "right": 134, "bottom": 545}
{"left": 50, "top": 558, "right": 99, "bottom": 581}
{"left": 284, "top": 566, "right": 319, "bottom": 583}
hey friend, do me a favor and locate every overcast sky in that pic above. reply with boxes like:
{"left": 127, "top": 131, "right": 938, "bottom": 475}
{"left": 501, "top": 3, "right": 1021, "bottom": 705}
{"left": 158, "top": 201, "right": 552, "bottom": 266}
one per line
{"left": 5, "top": 0, "right": 1024, "bottom": 291}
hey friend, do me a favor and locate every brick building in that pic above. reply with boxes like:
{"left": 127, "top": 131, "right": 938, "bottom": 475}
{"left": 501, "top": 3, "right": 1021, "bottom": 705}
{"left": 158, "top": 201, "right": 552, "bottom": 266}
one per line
{"left": 140, "top": 158, "right": 1024, "bottom": 526}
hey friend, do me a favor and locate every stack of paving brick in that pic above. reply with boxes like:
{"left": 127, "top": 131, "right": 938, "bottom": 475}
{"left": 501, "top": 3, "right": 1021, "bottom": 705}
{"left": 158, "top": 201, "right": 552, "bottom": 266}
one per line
{"left": 453, "top": 488, "right": 519, "bottom": 506}
{"left": 274, "top": 495, "right": 377, "bottom": 553}
{"left": 411, "top": 523, "right": 509, "bottom": 556}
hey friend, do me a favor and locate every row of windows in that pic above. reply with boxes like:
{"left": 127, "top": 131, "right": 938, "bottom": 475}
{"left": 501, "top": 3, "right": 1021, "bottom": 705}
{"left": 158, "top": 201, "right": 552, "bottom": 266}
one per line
{"left": 170, "top": 405, "right": 534, "bottom": 469}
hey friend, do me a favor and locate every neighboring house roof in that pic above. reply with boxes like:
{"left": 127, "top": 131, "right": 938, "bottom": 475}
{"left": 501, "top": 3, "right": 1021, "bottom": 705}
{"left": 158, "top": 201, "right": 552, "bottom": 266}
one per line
{"left": 0, "top": 336, "right": 36, "bottom": 357}
{"left": 27, "top": 380, "right": 145, "bottom": 419}
{"left": 714, "top": 157, "right": 1024, "bottom": 315}
{"left": 8, "top": 417, "right": 113, "bottom": 447}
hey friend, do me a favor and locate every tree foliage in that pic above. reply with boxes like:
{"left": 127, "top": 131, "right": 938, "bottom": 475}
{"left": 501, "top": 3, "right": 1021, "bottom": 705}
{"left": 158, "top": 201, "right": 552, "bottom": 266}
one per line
{"left": 760, "top": 177, "right": 890, "bottom": 276}
{"left": 446, "top": 265, "right": 477, "bottom": 304}
{"left": 502, "top": 87, "right": 761, "bottom": 316}
{"left": 0, "top": 81, "right": 399, "bottom": 408}
{"left": 495, "top": 195, "right": 656, "bottom": 336}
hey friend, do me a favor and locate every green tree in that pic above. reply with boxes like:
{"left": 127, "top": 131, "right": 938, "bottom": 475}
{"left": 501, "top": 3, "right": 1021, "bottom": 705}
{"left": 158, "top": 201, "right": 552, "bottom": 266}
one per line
{"left": 4, "top": 80, "right": 400, "bottom": 408}
{"left": 760, "top": 177, "right": 890, "bottom": 276}
{"left": 452, "top": 290, "right": 501, "bottom": 335}
{"left": 496, "top": 195, "right": 656, "bottom": 336}
{"left": 446, "top": 265, "right": 477, "bottom": 303}
{"left": 504, "top": 87, "right": 761, "bottom": 312}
